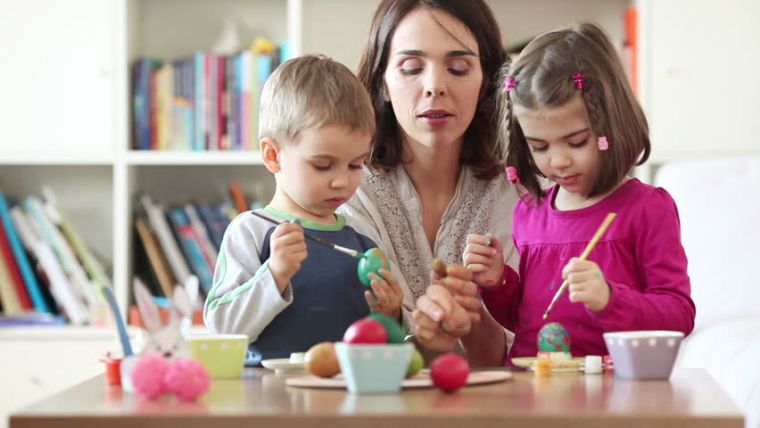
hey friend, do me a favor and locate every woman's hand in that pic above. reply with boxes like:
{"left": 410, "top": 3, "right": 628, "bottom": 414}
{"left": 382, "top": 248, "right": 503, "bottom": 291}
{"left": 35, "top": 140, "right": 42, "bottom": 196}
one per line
{"left": 463, "top": 234, "right": 504, "bottom": 287}
{"left": 562, "top": 257, "right": 611, "bottom": 312}
{"left": 365, "top": 268, "right": 403, "bottom": 320}
{"left": 268, "top": 222, "right": 308, "bottom": 292}
{"left": 436, "top": 264, "right": 481, "bottom": 325}
{"left": 413, "top": 284, "right": 470, "bottom": 352}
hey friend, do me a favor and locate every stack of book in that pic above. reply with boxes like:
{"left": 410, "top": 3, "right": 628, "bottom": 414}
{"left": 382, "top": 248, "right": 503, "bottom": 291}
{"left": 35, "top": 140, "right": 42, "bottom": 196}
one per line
{"left": 134, "top": 195, "right": 244, "bottom": 303}
{"left": 0, "top": 188, "right": 110, "bottom": 326}
{"left": 133, "top": 37, "right": 285, "bottom": 151}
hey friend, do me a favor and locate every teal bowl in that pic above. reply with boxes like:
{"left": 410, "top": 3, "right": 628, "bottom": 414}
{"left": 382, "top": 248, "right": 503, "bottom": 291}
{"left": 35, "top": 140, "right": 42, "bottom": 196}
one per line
{"left": 335, "top": 342, "right": 413, "bottom": 394}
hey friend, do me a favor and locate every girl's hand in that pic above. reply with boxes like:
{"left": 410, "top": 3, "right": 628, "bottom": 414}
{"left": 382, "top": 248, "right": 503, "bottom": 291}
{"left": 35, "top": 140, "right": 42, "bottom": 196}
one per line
{"left": 268, "top": 222, "right": 307, "bottom": 291}
{"left": 463, "top": 234, "right": 504, "bottom": 287}
{"left": 365, "top": 268, "right": 403, "bottom": 320}
{"left": 562, "top": 257, "right": 611, "bottom": 312}
{"left": 413, "top": 284, "right": 470, "bottom": 352}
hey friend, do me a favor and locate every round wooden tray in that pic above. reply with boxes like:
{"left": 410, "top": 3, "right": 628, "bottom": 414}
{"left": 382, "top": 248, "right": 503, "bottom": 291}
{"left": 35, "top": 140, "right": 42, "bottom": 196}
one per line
{"left": 286, "top": 370, "right": 512, "bottom": 389}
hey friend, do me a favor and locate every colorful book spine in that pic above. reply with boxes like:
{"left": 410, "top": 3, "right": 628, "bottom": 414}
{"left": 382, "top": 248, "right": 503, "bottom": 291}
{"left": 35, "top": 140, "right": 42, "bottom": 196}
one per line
{"left": 0, "top": 192, "right": 49, "bottom": 312}
{"left": 166, "top": 207, "right": 213, "bottom": 294}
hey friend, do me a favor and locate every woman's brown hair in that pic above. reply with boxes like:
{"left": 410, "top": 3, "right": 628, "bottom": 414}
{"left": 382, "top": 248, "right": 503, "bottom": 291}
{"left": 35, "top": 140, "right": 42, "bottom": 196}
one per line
{"left": 498, "top": 22, "right": 651, "bottom": 199}
{"left": 356, "top": 0, "right": 506, "bottom": 179}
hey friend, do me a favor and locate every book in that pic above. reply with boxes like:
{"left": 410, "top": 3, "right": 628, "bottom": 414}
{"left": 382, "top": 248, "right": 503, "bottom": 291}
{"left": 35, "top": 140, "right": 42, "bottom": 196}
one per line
{"left": 140, "top": 195, "right": 192, "bottom": 284}
{"left": 41, "top": 187, "right": 112, "bottom": 290}
{"left": 0, "top": 205, "right": 33, "bottom": 311}
{"left": 11, "top": 206, "right": 89, "bottom": 325}
{"left": 184, "top": 204, "right": 217, "bottom": 271}
{"left": 0, "top": 191, "right": 50, "bottom": 312}
{"left": 195, "top": 202, "right": 227, "bottom": 250}
{"left": 23, "top": 196, "right": 100, "bottom": 314}
{"left": 166, "top": 207, "right": 213, "bottom": 294}
{"left": 134, "top": 215, "right": 176, "bottom": 298}
{"left": 0, "top": 246, "right": 23, "bottom": 315}
{"left": 229, "top": 181, "right": 248, "bottom": 213}
{"left": 0, "top": 313, "right": 66, "bottom": 327}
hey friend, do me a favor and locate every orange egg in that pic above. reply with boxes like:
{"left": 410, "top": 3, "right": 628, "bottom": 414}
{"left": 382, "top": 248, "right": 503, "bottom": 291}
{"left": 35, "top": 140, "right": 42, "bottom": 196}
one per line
{"left": 304, "top": 342, "right": 340, "bottom": 378}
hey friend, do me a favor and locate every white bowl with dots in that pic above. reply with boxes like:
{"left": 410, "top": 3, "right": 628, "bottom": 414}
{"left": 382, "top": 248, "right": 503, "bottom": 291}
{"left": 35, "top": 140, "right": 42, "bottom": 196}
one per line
{"left": 603, "top": 331, "right": 684, "bottom": 380}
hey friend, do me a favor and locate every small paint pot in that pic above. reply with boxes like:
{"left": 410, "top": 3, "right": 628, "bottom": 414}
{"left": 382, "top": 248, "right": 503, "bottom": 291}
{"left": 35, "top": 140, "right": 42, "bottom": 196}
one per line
{"left": 102, "top": 357, "right": 122, "bottom": 385}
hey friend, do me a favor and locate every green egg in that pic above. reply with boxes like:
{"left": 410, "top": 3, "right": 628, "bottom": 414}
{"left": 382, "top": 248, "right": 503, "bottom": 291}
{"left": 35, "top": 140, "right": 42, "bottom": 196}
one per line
{"left": 357, "top": 247, "right": 391, "bottom": 287}
{"left": 368, "top": 312, "right": 405, "bottom": 344}
{"left": 537, "top": 322, "right": 571, "bottom": 352}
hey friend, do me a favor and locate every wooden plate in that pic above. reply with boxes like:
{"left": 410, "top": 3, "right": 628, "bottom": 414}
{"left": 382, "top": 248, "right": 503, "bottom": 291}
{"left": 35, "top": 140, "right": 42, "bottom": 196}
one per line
{"left": 286, "top": 370, "right": 511, "bottom": 389}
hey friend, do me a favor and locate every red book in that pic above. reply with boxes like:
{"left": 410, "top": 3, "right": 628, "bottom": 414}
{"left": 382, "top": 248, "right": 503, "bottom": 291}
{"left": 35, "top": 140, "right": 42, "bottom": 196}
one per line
{"left": 229, "top": 181, "right": 248, "bottom": 213}
{"left": 0, "top": 218, "right": 33, "bottom": 310}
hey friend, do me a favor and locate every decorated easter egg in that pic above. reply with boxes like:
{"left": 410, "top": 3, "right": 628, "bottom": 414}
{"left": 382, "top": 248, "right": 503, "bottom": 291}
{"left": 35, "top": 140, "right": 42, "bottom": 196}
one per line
{"left": 368, "top": 312, "right": 405, "bottom": 344}
{"left": 343, "top": 318, "right": 387, "bottom": 344}
{"left": 357, "top": 247, "right": 391, "bottom": 287}
{"left": 537, "top": 322, "right": 571, "bottom": 352}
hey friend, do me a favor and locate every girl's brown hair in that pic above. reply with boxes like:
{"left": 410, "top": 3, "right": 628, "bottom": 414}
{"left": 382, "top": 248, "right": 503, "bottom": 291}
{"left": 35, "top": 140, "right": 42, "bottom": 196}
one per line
{"left": 498, "top": 22, "right": 650, "bottom": 199}
{"left": 356, "top": 0, "right": 506, "bottom": 180}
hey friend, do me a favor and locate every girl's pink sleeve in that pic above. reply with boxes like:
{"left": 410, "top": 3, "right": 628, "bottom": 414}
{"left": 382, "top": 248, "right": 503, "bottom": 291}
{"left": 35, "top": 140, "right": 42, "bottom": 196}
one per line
{"left": 589, "top": 188, "right": 695, "bottom": 335}
{"left": 478, "top": 265, "right": 521, "bottom": 331}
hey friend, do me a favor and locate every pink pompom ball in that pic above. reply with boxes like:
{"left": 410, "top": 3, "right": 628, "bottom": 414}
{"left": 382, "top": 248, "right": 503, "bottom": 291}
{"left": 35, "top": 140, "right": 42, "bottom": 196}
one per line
{"left": 164, "top": 358, "right": 211, "bottom": 401}
{"left": 131, "top": 354, "right": 170, "bottom": 399}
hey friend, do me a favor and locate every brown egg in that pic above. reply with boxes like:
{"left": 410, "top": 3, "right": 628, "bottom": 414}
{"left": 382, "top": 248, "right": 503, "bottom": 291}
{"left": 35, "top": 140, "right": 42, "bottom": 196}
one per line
{"left": 304, "top": 342, "right": 340, "bottom": 378}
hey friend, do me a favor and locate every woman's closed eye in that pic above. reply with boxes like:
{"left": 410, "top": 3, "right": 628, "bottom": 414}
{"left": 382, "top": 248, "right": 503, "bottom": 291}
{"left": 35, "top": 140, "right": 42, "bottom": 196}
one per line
{"left": 399, "top": 58, "right": 424, "bottom": 75}
{"left": 313, "top": 163, "right": 331, "bottom": 171}
{"left": 447, "top": 58, "right": 472, "bottom": 76}
{"left": 529, "top": 144, "right": 548, "bottom": 153}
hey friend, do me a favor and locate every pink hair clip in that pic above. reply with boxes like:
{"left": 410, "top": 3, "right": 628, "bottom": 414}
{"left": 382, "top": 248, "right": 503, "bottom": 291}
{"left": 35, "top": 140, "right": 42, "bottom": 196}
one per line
{"left": 505, "top": 166, "right": 520, "bottom": 184}
{"left": 572, "top": 72, "right": 586, "bottom": 89}
{"left": 504, "top": 77, "right": 518, "bottom": 92}
{"left": 597, "top": 136, "right": 609, "bottom": 151}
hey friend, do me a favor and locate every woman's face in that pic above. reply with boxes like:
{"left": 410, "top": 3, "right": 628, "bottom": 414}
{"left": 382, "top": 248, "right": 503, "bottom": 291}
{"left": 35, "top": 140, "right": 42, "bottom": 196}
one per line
{"left": 383, "top": 7, "right": 483, "bottom": 153}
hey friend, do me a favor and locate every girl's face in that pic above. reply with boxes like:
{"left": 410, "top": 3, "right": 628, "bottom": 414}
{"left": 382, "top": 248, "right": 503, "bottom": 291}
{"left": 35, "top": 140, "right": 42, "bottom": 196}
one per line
{"left": 383, "top": 7, "right": 483, "bottom": 153}
{"left": 514, "top": 94, "right": 601, "bottom": 200}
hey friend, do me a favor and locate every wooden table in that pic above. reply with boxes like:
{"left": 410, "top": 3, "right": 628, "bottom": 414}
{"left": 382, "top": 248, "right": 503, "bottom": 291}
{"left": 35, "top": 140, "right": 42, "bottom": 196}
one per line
{"left": 10, "top": 368, "right": 743, "bottom": 428}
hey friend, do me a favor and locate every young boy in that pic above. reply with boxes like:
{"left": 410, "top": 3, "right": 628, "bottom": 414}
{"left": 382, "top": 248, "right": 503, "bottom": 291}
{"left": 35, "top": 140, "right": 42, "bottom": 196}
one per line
{"left": 204, "top": 55, "right": 403, "bottom": 363}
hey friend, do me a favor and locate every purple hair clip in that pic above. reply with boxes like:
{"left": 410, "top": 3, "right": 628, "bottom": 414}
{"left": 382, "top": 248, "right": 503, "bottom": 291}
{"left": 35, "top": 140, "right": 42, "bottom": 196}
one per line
{"left": 505, "top": 166, "right": 520, "bottom": 184}
{"left": 504, "top": 77, "right": 518, "bottom": 92}
{"left": 572, "top": 72, "right": 586, "bottom": 90}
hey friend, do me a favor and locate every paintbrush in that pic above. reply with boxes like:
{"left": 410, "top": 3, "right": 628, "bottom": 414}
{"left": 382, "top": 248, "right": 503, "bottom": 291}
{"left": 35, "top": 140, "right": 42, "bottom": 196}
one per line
{"left": 250, "top": 211, "right": 361, "bottom": 259}
{"left": 542, "top": 212, "right": 617, "bottom": 320}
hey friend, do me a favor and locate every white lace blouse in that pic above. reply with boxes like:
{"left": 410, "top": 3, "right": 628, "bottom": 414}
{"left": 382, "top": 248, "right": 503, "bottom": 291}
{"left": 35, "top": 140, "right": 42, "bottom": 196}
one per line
{"left": 339, "top": 165, "right": 519, "bottom": 330}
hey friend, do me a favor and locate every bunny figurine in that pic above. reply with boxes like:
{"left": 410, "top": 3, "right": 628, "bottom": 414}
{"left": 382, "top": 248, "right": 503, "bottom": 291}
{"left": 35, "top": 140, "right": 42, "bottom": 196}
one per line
{"left": 133, "top": 277, "right": 192, "bottom": 359}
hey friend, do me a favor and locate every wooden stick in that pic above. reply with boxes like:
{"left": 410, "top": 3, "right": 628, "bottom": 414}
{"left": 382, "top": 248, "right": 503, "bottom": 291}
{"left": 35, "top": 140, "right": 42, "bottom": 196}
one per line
{"left": 542, "top": 212, "right": 617, "bottom": 319}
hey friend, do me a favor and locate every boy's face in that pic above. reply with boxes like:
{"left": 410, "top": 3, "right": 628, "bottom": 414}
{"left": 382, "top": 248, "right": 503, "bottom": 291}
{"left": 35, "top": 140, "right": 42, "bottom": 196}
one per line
{"left": 270, "top": 125, "right": 370, "bottom": 223}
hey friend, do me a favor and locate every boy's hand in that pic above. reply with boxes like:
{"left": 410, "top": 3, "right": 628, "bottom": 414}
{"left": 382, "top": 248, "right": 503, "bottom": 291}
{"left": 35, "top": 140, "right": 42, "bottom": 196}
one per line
{"left": 268, "top": 222, "right": 307, "bottom": 292}
{"left": 562, "top": 257, "right": 610, "bottom": 312}
{"left": 463, "top": 234, "right": 504, "bottom": 287}
{"left": 365, "top": 268, "right": 403, "bottom": 320}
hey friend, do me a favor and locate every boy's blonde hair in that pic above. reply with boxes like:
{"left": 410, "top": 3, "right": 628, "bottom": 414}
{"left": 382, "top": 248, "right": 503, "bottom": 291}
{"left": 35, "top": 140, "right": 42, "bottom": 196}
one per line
{"left": 259, "top": 55, "right": 375, "bottom": 142}
{"left": 498, "top": 22, "right": 650, "bottom": 200}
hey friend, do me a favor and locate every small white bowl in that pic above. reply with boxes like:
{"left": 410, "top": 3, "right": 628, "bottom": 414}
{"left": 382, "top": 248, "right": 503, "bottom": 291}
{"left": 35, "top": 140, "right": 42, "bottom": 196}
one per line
{"left": 604, "top": 330, "right": 684, "bottom": 380}
{"left": 335, "top": 342, "right": 413, "bottom": 394}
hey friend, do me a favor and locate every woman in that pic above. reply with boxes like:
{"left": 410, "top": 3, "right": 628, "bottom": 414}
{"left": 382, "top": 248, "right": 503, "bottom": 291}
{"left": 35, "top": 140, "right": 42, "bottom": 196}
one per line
{"left": 340, "top": 0, "right": 517, "bottom": 361}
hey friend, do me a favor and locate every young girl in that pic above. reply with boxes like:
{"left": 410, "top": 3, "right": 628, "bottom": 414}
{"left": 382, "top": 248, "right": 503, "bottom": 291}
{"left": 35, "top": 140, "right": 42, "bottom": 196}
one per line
{"left": 463, "top": 22, "right": 695, "bottom": 359}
